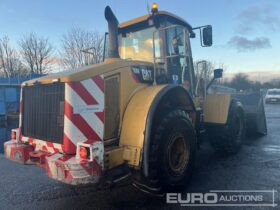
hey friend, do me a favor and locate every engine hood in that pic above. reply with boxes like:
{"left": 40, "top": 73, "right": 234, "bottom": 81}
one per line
{"left": 22, "top": 59, "right": 152, "bottom": 86}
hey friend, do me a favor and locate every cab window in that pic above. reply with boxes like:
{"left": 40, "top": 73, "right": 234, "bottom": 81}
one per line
{"left": 119, "top": 27, "right": 162, "bottom": 62}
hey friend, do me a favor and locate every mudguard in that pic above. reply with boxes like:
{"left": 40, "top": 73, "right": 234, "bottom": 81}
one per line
{"left": 120, "top": 85, "right": 167, "bottom": 168}
{"left": 119, "top": 85, "right": 195, "bottom": 177}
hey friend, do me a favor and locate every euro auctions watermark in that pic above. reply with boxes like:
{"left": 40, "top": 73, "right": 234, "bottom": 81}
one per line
{"left": 166, "top": 190, "right": 278, "bottom": 207}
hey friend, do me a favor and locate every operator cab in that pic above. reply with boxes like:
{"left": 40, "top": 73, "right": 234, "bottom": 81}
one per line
{"left": 104, "top": 4, "right": 212, "bottom": 95}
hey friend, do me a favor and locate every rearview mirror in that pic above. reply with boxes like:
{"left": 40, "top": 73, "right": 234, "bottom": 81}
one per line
{"left": 202, "top": 26, "right": 212, "bottom": 47}
{"left": 214, "top": 68, "right": 223, "bottom": 79}
{"left": 206, "top": 68, "right": 223, "bottom": 91}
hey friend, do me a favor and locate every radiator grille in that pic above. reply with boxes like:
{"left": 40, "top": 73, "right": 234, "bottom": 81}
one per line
{"left": 22, "top": 83, "right": 65, "bottom": 143}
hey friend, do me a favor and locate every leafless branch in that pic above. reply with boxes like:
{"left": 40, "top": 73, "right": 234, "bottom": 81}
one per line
{"left": 60, "top": 27, "right": 104, "bottom": 70}
{"left": 19, "top": 33, "right": 53, "bottom": 74}
{"left": 0, "top": 35, "right": 27, "bottom": 78}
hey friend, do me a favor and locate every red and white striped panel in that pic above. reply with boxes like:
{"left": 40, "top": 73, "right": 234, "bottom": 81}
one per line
{"left": 45, "top": 152, "right": 101, "bottom": 185}
{"left": 63, "top": 75, "right": 105, "bottom": 154}
{"left": 21, "top": 136, "right": 63, "bottom": 153}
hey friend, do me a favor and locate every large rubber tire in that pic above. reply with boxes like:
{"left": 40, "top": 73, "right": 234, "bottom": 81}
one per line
{"left": 208, "top": 101, "right": 245, "bottom": 154}
{"left": 148, "top": 109, "right": 197, "bottom": 192}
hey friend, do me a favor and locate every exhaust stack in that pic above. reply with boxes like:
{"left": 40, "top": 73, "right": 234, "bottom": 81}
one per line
{"left": 105, "top": 6, "right": 120, "bottom": 58}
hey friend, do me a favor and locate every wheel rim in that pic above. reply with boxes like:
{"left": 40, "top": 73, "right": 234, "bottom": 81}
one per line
{"left": 167, "top": 134, "right": 189, "bottom": 176}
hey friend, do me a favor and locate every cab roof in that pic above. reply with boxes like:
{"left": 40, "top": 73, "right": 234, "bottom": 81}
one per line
{"left": 118, "top": 11, "right": 193, "bottom": 32}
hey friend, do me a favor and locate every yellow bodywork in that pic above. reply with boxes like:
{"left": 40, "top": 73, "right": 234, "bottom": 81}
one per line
{"left": 22, "top": 58, "right": 233, "bottom": 170}
{"left": 203, "top": 94, "right": 232, "bottom": 124}
{"left": 23, "top": 58, "right": 163, "bottom": 169}
{"left": 23, "top": 58, "right": 147, "bottom": 85}
{"left": 105, "top": 147, "right": 125, "bottom": 170}
{"left": 120, "top": 85, "right": 167, "bottom": 168}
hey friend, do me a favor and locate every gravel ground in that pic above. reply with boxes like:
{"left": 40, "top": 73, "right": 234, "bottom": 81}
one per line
{"left": 0, "top": 104, "right": 279, "bottom": 210}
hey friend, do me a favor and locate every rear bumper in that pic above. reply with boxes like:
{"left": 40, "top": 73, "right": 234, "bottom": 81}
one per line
{"left": 4, "top": 140, "right": 103, "bottom": 185}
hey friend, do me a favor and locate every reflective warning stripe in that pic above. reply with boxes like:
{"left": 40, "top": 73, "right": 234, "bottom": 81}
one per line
{"left": 64, "top": 75, "right": 104, "bottom": 152}
{"left": 21, "top": 136, "right": 63, "bottom": 153}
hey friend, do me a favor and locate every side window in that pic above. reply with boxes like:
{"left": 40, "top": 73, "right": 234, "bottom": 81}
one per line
{"left": 166, "top": 27, "right": 185, "bottom": 57}
{"left": 166, "top": 26, "right": 185, "bottom": 84}
{"left": 152, "top": 24, "right": 193, "bottom": 91}
{"left": 165, "top": 26, "right": 192, "bottom": 89}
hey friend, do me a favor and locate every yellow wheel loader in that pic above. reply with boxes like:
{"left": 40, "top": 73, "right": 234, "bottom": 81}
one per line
{"left": 4, "top": 4, "right": 266, "bottom": 193}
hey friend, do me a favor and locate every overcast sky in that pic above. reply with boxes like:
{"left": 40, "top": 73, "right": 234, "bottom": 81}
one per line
{"left": 0, "top": 0, "right": 279, "bottom": 73}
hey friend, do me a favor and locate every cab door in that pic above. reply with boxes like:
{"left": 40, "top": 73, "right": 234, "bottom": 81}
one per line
{"left": 153, "top": 25, "right": 194, "bottom": 94}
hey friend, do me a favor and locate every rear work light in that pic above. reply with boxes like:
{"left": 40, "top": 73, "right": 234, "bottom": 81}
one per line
{"left": 76, "top": 142, "right": 103, "bottom": 162}
{"left": 79, "top": 146, "right": 90, "bottom": 160}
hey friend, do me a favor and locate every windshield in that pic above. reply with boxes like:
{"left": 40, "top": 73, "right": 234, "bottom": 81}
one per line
{"left": 267, "top": 90, "right": 280, "bottom": 95}
{"left": 119, "top": 27, "right": 161, "bottom": 62}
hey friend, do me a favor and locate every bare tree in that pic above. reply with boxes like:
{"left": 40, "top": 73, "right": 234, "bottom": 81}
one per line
{"left": 19, "top": 33, "right": 53, "bottom": 74}
{"left": 194, "top": 60, "right": 227, "bottom": 84}
{"left": 194, "top": 60, "right": 215, "bottom": 84}
{"left": 61, "top": 27, "right": 104, "bottom": 69}
{"left": 0, "top": 35, "right": 26, "bottom": 78}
